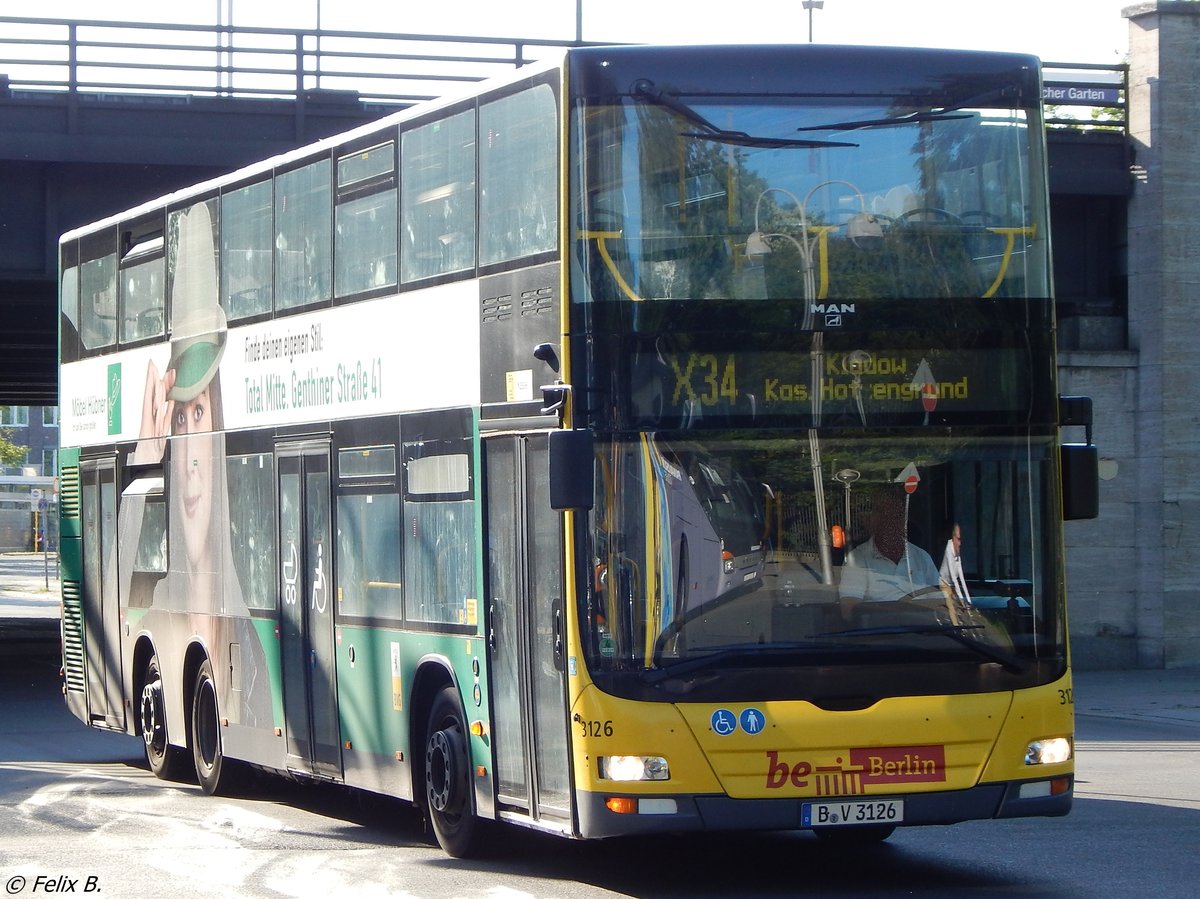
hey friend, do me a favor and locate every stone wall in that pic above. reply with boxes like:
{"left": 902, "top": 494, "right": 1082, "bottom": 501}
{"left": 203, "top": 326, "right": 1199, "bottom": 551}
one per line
{"left": 1062, "top": 2, "right": 1200, "bottom": 668}
{"left": 1059, "top": 351, "right": 1139, "bottom": 668}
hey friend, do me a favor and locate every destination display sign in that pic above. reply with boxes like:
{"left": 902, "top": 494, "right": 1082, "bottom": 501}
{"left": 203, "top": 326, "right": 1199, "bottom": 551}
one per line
{"left": 622, "top": 344, "right": 1044, "bottom": 427}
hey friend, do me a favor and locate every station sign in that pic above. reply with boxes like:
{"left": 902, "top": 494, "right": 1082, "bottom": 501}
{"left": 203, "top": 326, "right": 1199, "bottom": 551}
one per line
{"left": 1043, "top": 82, "right": 1122, "bottom": 107}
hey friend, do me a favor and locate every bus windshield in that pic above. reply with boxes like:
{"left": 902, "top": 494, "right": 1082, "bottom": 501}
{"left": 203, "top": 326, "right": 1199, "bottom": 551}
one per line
{"left": 575, "top": 92, "right": 1047, "bottom": 305}
{"left": 581, "top": 431, "right": 1065, "bottom": 701}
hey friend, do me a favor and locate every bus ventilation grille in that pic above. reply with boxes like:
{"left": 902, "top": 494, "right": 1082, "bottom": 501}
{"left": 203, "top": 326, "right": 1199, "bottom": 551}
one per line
{"left": 519, "top": 286, "right": 554, "bottom": 318}
{"left": 61, "top": 580, "right": 85, "bottom": 693}
{"left": 481, "top": 292, "right": 513, "bottom": 324}
{"left": 59, "top": 465, "right": 81, "bottom": 520}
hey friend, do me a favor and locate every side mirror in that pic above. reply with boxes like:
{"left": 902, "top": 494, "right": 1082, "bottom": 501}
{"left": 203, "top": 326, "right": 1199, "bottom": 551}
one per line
{"left": 549, "top": 430, "right": 594, "bottom": 511}
{"left": 1059, "top": 396, "right": 1099, "bottom": 520}
{"left": 1061, "top": 443, "right": 1099, "bottom": 521}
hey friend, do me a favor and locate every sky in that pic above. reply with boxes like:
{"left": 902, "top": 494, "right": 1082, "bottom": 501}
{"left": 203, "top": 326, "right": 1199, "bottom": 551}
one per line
{"left": 24, "top": 0, "right": 1135, "bottom": 64}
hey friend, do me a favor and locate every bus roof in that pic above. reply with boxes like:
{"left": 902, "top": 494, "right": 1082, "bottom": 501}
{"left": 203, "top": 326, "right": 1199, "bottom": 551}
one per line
{"left": 565, "top": 43, "right": 1042, "bottom": 106}
{"left": 59, "top": 50, "right": 567, "bottom": 244}
{"left": 60, "top": 43, "right": 1042, "bottom": 244}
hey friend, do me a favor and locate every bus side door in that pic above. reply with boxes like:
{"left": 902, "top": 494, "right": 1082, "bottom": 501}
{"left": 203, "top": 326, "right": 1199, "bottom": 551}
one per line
{"left": 484, "top": 433, "right": 572, "bottom": 828}
{"left": 276, "top": 440, "right": 341, "bottom": 779}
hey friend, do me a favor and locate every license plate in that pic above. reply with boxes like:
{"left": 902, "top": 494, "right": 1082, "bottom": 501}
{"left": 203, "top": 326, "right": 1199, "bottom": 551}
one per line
{"left": 802, "top": 799, "right": 904, "bottom": 828}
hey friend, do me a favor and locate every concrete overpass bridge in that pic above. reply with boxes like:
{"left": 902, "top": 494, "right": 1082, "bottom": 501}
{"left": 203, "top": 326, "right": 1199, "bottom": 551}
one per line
{"left": 0, "top": 15, "right": 581, "bottom": 406}
{"left": 0, "top": 15, "right": 1131, "bottom": 407}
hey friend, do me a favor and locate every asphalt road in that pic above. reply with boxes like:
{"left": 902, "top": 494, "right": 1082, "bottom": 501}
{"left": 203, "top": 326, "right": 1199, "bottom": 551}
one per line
{"left": 0, "top": 553, "right": 59, "bottom": 633}
{"left": 2, "top": 645, "right": 1198, "bottom": 898}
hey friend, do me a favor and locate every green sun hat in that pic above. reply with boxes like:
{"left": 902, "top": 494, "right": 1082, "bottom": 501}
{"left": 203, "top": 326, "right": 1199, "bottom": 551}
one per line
{"left": 166, "top": 202, "right": 226, "bottom": 402}
{"left": 168, "top": 332, "right": 225, "bottom": 402}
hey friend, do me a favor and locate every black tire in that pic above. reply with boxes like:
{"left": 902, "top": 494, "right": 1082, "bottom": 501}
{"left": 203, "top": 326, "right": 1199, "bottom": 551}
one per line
{"left": 190, "top": 658, "right": 235, "bottom": 796}
{"left": 814, "top": 824, "right": 896, "bottom": 844}
{"left": 140, "top": 653, "right": 186, "bottom": 780}
{"left": 424, "top": 686, "right": 479, "bottom": 857}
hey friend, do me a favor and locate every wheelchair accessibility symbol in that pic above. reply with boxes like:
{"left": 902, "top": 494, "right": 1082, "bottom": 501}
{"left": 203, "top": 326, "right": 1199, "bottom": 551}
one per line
{"left": 711, "top": 709, "right": 737, "bottom": 735}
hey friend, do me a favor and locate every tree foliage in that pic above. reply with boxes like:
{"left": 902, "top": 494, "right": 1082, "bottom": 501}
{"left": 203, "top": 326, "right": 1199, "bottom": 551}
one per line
{"left": 0, "top": 406, "right": 29, "bottom": 467}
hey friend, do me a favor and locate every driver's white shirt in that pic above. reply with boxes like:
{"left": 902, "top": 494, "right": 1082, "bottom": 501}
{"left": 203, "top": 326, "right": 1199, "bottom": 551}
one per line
{"left": 839, "top": 538, "right": 941, "bottom": 602}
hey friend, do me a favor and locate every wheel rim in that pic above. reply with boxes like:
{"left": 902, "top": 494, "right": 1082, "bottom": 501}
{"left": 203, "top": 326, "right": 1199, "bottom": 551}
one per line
{"left": 426, "top": 726, "right": 464, "bottom": 816}
{"left": 140, "top": 672, "right": 166, "bottom": 756}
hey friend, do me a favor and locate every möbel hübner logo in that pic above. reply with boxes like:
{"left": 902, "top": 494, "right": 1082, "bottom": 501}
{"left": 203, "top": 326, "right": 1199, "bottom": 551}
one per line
{"left": 107, "top": 362, "right": 122, "bottom": 436}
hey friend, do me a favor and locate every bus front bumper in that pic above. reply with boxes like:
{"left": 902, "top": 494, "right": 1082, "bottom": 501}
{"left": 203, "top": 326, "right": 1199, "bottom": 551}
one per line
{"left": 575, "top": 776, "right": 1072, "bottom": 839}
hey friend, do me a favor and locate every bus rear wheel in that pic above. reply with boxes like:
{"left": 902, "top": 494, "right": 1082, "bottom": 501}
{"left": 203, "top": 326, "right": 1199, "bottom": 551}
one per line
{"left": 190, "top": 658, "right": 235, "bottom": 796}
{"left": 140, "top": 653, "right": 185, "bottom": 780}
{"left": 424, "top": 686, "right": 479, "bottom": 857}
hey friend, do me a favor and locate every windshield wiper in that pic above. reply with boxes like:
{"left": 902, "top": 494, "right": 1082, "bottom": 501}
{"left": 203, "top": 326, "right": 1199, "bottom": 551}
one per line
{"left": 822, "top": 623, "right": 1028, "bottom": 673}
{"left": 795, "top": 87, "right": 1015, "bottom": 134}
{"left": 795, "top": 110, "right": 972, "bottom": 133}
{"left": 677, "top": 130, "right": 851, "bottom": 149}
{"left": 630, "top": 79, "right": 857, "bottom": 149}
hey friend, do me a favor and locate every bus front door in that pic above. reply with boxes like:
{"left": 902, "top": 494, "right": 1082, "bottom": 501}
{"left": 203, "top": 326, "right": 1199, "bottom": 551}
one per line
{"left": 485, "top": 433, "right": 572, "bottom": 829}
{"left": 276, "top": 441, "right": 341, "bottom": 780}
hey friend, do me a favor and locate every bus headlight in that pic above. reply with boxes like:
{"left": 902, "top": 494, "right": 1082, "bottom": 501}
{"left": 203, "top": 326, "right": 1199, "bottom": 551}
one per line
{"left": 599, "top": 755, "right": 670, "bottom": 781}
{"left": 1024, "top": 736, "right": 1072, "bottom": 765}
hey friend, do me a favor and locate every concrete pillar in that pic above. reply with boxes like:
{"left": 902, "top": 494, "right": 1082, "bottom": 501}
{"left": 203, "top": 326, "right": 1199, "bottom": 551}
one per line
{"left": 1124, "top": 2, "right": 1200, "bottom": 667}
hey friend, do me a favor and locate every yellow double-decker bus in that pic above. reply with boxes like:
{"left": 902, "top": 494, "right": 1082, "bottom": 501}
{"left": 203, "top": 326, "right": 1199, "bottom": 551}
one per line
{"left": 58, "top": 43, "right": 1098, "bottom": 856}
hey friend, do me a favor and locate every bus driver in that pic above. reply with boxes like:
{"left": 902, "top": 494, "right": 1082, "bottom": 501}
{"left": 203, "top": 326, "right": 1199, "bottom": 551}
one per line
{"left": 839, "top": 489, "right": 941, "bottom": 618}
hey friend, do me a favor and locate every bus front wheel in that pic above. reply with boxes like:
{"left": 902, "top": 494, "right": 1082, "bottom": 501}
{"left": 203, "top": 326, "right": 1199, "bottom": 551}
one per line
{"left": 424, "top": 686, "right": 479, "bottom": 857}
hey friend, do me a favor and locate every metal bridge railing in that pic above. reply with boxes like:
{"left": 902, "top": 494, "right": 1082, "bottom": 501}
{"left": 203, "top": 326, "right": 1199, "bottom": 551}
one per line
{"left": 0, "top": 15, "right": 586, "bottom": 105}
{"left": 0, "top": 17, "right": 1128, "bottom": 131}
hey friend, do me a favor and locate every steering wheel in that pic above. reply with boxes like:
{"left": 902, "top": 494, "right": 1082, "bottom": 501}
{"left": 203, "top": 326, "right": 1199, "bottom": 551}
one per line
{"left": 851, "top": 585, "right": 949, "bottom": 628}
{"left": 897, "top": 207, "right": 962, "bottom": 226}
{"left": 959, "top": 210, "right": 1004, "bottom": 227}
{"left": 898, "top": 585, "right": 948, "bottom": 602}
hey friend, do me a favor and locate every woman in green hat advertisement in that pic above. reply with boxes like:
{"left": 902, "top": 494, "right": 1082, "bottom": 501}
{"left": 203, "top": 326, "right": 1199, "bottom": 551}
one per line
{"left": 130, "top": 200, "right": 274, "bottom": 758}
